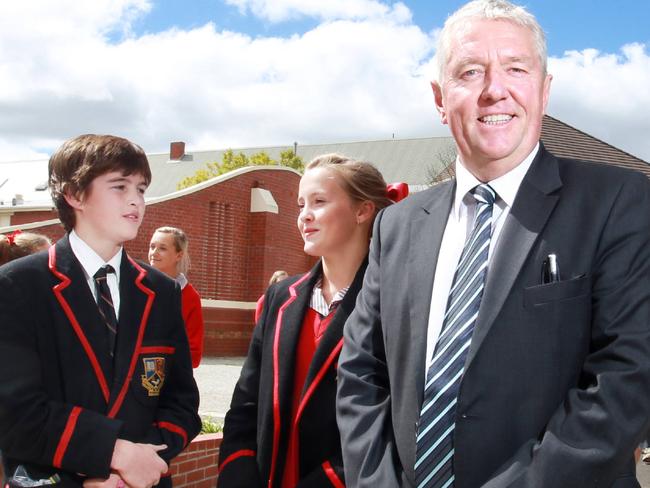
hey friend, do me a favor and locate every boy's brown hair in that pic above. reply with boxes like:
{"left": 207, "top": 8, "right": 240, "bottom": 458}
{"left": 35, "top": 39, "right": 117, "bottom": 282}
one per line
{"left": 49, "top": 134, "right": 152, "bottom": 232}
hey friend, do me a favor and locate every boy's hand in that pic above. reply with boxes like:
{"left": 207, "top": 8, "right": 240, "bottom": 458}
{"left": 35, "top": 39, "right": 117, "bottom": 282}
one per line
{"left": 111, "top": 439, "right": 168, "bottom": 488}
{"left": 83, "top": 473, "right": 125, "bottom": 488}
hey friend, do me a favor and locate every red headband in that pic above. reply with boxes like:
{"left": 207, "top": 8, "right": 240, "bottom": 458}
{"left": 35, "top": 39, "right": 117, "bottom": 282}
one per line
{"left": 386, "top": 182, "right": 409, "bottom": 203}
{"left": 6, "top": 229, "right": 22, "bottom": 246}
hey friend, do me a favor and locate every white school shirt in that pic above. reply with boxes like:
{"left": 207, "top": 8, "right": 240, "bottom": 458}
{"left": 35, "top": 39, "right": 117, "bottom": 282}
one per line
{"left": 69, "top": 230, "right": 122, "bottom": 320}
{"left": 423, "top": 144, "right": 539, "bottom": 378}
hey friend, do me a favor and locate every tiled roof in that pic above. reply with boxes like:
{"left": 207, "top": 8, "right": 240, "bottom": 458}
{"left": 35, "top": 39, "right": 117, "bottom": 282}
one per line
{"left": 541, "top": 114, "right": 650, "bottom": 178}
{"left": 146, "top": 136, "right": 456, "bottom": 197}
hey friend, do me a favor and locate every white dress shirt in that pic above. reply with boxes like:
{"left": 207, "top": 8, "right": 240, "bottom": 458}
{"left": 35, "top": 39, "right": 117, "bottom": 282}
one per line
{"left": 69, "top": 230, "right": 122, "bottom": 320}
{"left": 424, "top": 144, "right": 540, "bottom": 377}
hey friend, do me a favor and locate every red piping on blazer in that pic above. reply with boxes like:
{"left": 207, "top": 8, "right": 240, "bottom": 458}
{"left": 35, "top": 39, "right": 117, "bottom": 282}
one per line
{"left": 219, "top": 449, "right": 256, "bottom": 473}
{"left": 49, "top": 246, "right": 110, "bottom": 403}
{"left": 322, "top": 460, "right": 345, "bottom": 488}
{"left": 53, "top": 406, "right": 82, "bottom": 468}
{"left": 293, "top": 338, "right": 343, "bottom": 429}
{"left": 156, "top": 421, "right": 188, "bottom": 447}
{"left": 140, "top": 346, "right": 175, "bottom": 355}
{"left": 108, "top": 257, "right": 155, "bottom": 418}
{"left": 268, "top": 271, "right": 312, "bottom": 488}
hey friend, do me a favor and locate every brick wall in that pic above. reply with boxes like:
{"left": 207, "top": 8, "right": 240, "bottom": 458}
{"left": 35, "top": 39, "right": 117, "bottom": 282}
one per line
{"left": 128, "top": 168, "right": 312, "bottom": 302}
{"left": 10, "top": 209, "right": 58, "bottom": 225}
{"left": 169, "top": 433, "right": 222, "bottom": 487}
{"left": 203, "top": 306, "right": 255, "bottom": 356}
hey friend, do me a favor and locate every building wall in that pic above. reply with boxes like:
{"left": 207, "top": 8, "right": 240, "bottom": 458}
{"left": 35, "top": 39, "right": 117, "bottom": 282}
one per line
{"left": 10, "top": 209, "right": 58, "bottom": 225}
{"left": 128, "top": 168, "right": 311, "bottom": 301}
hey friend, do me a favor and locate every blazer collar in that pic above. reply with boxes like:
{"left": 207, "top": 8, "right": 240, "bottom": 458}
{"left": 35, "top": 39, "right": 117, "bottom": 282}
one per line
{"left": 302, "top": 256, "right": 368, "bottom": 391}
{"left": 50, "top": 236, "right": 114, "bottom": 400}
{"left": 273, "top": 257, "right": 368, "bottom": 415}
{"left": 50, "top": 237, "right": 155, "bottom": 414}
{"left": 465, "top": 143, "right": 562, "bottom": 370}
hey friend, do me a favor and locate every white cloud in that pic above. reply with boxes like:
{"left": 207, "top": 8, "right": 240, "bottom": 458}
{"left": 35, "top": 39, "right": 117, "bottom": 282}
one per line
{"left": 223, "top": 0, "right": 411, "bottom": 23}
{"left": 547, "top": 43, "right": 650, "bottom": 161}
{"left": 0, "top": 0, "right": 648, "bottom": 172}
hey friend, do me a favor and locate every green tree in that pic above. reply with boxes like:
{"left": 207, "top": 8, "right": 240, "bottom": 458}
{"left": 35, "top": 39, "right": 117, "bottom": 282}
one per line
{"left": 177, "top": 148, "right": 305, "bottom": 190}
{"left": 250, "top": 152, "right": 274, "bottom": 166}
{"left": 279, "top": 149, "right": 305, "bottom": 172}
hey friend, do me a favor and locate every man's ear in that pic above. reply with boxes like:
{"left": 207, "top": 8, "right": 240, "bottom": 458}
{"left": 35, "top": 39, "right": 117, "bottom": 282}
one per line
{"left": 431, "top": 81, "right": 448, "bottom": 125}
{"left": 63, "top": 187, "right": 84, "bottom": 210}
{"left": 356, "top": 201, "right": 376, "bottom": 225}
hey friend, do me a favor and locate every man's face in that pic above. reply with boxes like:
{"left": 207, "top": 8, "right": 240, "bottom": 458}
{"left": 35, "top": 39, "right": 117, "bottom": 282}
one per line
{"left": 433, "top": 19, "right": 552, "bottom": 176}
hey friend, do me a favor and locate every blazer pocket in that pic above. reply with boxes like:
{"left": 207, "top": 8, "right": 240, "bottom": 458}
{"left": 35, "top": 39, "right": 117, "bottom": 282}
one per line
{"left": 130, "top": 344, "right": 176, "bottom": 406}
{"left": 524, "top": 274, "right": 590, "bottom": 308}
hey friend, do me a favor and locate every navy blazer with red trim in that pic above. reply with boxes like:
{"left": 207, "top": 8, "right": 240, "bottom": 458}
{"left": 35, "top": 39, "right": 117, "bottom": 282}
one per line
{"left": 0, "top": 235, "right": 201, "bottom": 486}
{"left": 217, "top": 259, "right": 367, "bottom": 488}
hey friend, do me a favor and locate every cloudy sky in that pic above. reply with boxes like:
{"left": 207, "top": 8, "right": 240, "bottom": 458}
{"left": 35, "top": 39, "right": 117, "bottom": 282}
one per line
{"left": 0, "top": 0, "right": 648, "bottom": 164}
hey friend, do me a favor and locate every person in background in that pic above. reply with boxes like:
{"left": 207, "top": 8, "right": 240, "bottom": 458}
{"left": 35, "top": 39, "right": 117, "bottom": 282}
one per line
{"left": 269, "top": 270, "right": 289, "bottom": 286}
{"left": 254, "top": 270, "right": 289, "bottom": 323}
{"left": 217, "top": 154, "right": 402, "bottom": 487}
{"left": 0, "top": 229, "right": 52, "bottom": 484}
{"left": 149, "top": 226, "right": 204, "bottom": 368}
{"left": 0, "top": 230, "right": 51, "bottom": 266}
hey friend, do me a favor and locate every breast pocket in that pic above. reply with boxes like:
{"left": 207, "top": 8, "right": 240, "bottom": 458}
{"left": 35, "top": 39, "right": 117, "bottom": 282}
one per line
{"left": 130, "top": 345, "right": 176, "bottom": 406}
{"left": 524, "top": 274, "right": 590, "bottom": 308}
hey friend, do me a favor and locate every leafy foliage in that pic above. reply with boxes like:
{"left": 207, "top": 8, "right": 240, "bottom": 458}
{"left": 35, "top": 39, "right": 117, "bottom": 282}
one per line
{"left": 177, "top": 149, "right": 305, "bottom": 190}
{"left": 200, "top": 416, "right": 223, "bottom": 434}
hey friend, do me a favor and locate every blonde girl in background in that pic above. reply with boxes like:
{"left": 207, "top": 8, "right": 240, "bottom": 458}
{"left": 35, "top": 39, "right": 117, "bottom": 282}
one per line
{"left": 149, "top": 226, "right": 204, "bottom": 368}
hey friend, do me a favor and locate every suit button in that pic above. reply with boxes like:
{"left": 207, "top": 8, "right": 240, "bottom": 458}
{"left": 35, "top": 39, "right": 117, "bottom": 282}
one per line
{"left": 460, "top": 413, "right": 468, "bottom": 419}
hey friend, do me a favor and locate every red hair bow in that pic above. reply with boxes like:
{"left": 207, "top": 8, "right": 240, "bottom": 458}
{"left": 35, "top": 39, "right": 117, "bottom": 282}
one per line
{"left": 386, "top": 182, "right": 409, "bottom": 203}
{"left": 6, "top": 229, "right": 22, "bottom": 246}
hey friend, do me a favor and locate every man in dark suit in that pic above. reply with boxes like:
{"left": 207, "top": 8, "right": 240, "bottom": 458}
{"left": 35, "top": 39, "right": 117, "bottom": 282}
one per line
{"left": 336, "top": 1, "right": 650, "bottom": 487}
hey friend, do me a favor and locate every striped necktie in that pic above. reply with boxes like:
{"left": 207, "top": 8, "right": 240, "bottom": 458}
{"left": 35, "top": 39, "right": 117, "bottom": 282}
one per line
{"left": 414, "top": 183, "right": 496, "bottom": 488}
{"left": 94, "top": 264, "right": 118, "bottom": 357}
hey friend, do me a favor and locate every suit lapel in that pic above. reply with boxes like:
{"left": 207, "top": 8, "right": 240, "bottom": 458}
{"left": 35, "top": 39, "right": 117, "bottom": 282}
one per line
{"left": 408, "top": 182, "right": 454, "bottom": 404}
{"left": 49, "top": 236, "right": 112, "bottom": 404}
{"left": 465, "top": 146, "right": 562, "bottom": 370}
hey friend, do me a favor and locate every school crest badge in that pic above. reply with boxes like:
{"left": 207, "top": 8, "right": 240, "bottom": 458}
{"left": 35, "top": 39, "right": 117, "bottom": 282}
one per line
{"left": 141, "top": 357, "right": 165, "bottom": 396}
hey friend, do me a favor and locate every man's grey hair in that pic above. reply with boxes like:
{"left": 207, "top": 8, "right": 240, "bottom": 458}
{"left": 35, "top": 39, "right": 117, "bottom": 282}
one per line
{"left": 434, "top": 0, "right": 547, "bottom": 83}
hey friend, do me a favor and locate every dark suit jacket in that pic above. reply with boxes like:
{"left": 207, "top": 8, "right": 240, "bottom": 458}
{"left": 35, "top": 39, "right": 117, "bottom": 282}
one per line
{"left": 218, "top": 259, "right": 367, "bottom": 487}
{"left": 0, "top": 235, "right": 201, "bottom": 487}
{"left": 337, "top": 146, "right": 650, "bottom": 487}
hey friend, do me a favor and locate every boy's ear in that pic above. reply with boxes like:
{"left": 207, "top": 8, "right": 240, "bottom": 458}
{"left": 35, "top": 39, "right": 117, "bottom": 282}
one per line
{"left": 63, "top": 187, "right": 84, "bottom": 210}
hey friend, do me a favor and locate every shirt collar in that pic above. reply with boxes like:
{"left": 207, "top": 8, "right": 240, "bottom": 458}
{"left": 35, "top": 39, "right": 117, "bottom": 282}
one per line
{"left": 176, "top": 273, "right": 188, "bottom": 290}
{"left": 310, "top": 276, "right": 349, "bottom": 317}
{"left": 69, "top": 230, "right": 123, "bottom": 282}
{"left": 453, "top": 143, "right": 539, "bottom": 217}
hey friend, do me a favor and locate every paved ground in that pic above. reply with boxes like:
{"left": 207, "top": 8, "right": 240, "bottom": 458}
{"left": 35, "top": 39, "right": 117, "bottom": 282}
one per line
{"left": 195, "top": 357, "right": 650, "bottom": 486}
{"left": 195, "top": 356, "right": 245, "bottom": 420}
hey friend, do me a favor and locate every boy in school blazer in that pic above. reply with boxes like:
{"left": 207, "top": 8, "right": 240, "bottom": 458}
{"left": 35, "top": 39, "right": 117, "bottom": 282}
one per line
{"left": 0, "top": 134, "right": 201, "bottom": 488}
